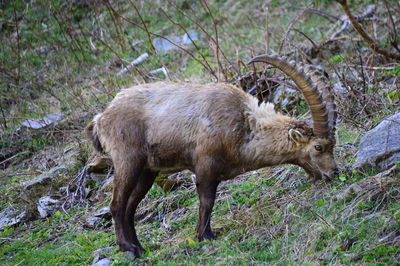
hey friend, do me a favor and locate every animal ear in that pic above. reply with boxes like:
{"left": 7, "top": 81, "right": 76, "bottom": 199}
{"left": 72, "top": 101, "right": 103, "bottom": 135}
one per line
{"left": 289, "top": 129, "right": 308, "bottom": 144}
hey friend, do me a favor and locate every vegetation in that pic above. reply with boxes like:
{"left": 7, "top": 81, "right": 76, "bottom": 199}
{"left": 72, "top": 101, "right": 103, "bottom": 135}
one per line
{"left": 1, "top": 0, "right": 399, "bottom": 265}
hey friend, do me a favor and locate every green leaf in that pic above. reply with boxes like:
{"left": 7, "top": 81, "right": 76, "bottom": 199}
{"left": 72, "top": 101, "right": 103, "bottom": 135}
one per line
{"left": 187, "top": 238, "right": 197, "bottom": 247}
{"left": 330, "top": 55, "right": 344, "bottom": 63}
{"left": 317, "top": 199, "right": 325, "bottom": 207}
{"left": 388, "top": 91, "right": 399, "bottom": 101}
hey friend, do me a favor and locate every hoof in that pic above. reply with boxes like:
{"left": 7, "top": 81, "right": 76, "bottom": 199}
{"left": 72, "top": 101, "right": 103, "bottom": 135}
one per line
{"left": 197, "top": 231, "right": 217, "bottom": 241}
{"left": 119, "top": 242, "right": 146, "bottom": 258}
{"left": 133, "top": 246, "right": 146, "bottom": 258}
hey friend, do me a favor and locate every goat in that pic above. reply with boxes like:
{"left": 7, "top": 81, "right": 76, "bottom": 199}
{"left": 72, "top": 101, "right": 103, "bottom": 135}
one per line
{"left": 85, "top": 55, "right": 338, "bottom": 257}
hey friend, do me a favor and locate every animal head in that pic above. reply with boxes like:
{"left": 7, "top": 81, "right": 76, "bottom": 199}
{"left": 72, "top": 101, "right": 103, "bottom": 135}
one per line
{"left": 248, "top": 55, "right": 338, "bottom": 181}
{"left": 288, "top": 128, "right": 338, "bottom": 180}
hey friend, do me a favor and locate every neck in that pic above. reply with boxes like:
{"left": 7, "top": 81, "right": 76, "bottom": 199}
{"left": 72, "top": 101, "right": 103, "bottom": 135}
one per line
{"left": 239, "top": 99, "right": 300, "bottom": 170}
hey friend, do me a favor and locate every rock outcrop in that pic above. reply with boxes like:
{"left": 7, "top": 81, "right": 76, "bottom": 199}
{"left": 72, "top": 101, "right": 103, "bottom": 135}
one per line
{"left": 355, "top": 112, "right": 400, "bottom": 172}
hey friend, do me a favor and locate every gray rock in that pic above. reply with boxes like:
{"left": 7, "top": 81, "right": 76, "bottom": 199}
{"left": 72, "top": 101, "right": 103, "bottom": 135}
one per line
{"left": 92, "top": 247, "right": 113, "bottom": 265}
{"left": 20, "top": 113, "right": 64, "bottom": 129}
{"left": 333, "top": 82, "right": 348, "bottom": 94}
{"left": 22, "top": 172, "right": 54, "bottom": 191}
{"left": 37, "top": 196, "right": 61, "bottom": 218}
{"left": 93, "top": 206, "right": 112, "bottom": 220}
{"left": 86, "top": 206, "right": 112, "bottom": 228}
{"left": 86, "top": 217, "right": 102, "bottom": 227}
{"left": 48, "top": 164, "right": 71, "bottom": 174}
{"left": 354, "top": 112, "right": 400, "bottom": 171}
{"left": 153, "top": 30, "right": 203, "bottom": 53}
{"left": 92, "top": 258, "right": 111, "bottom": 266}
{"left": 0, "top": 207, "right": 27, "bottom": 229}
{"left": 22, "top": 164, "right": 71, "bottom": 190}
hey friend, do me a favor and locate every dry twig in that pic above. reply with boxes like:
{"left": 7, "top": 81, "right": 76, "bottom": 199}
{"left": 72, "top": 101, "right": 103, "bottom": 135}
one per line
{"left": 336, "top": 0, "right": 400, "bottom": 60}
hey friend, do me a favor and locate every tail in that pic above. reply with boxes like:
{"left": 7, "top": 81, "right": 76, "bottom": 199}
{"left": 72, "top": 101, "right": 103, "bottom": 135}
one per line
{"left": 85, "top": 117, "right": 104, "bottom": 153}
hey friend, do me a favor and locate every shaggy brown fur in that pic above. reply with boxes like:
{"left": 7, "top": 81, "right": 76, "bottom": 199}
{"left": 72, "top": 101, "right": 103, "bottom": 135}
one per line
{"left": 86, "top": 81, "right": 337, "bottom": 257}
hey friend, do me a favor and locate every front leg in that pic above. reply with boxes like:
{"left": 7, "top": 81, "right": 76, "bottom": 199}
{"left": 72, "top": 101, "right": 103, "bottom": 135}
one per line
{"left": 195, "top": 176, "right": 219, "bottom": 241}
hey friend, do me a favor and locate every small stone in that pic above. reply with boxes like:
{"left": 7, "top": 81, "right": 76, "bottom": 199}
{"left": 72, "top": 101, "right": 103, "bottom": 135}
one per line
{"left": 86, "top": 217, "right": 102, "bottom": 227}
{"left": 86, "top": 207, "right": 112, "bottom": 228}
{"left": 93, "top": 206, "right": 112, "bottom": 220}
{"left": 0, "top": 207, "right": 27, "bottom": 229}
{"left": 37, "top": 196, "right": 61, "bottom": 218}
{"left": 22, "top": 173, "right": 53, "bottom": 191}
{"left": 92, "top": 258, "right": 111, "bottom": 266}
{"left": 92, "top": 247, "right": 113, "bottom": 265}
{"left": 22, "top": 164, "right": 71, "bottom": 191}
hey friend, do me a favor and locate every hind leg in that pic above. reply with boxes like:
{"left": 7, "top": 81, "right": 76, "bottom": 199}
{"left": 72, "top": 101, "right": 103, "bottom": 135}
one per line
{"left": 124, "top": 169, "right": 157, "bottom": 257}
{"left": 110, "top": 154, "right": 144, "bottom": 255}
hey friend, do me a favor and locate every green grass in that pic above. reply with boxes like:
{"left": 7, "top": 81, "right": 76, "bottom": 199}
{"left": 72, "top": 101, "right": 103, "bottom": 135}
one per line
{"left": 0, "top": 218, "right": 116, "bottom": 265}
{"left": 1, "top": 162, "right": 399, "bottom": 264}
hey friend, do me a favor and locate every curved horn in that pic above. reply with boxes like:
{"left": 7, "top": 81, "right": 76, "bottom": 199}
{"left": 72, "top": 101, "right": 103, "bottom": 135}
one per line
{"left": 247, "top": 54, "right": 336, "bottom": 140}
{"left": 303, "top": 64, "right": 337, "bottom": 142}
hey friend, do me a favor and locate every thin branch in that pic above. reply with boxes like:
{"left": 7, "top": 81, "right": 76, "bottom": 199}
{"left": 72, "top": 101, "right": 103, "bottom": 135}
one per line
{"left": 337, "top": 111, "right": 368, "bottom": 130}
{"left": 158, "top": 8, "right": 216, "bottom": 78}
{"left": 83, "top": 29, "right": 147, "bottom": 80}
{"left": 382, "top": 0, "right": 399, "bottom": 53}
{"left": 293, "top": 29, "right": 318, "bottom": 49}
{"left": 289, "top": 195, "right": 336, "bottom": 230}
{"left": 103, "top": 0, "right": 126, "bottom": 53}
{"left": 278, "top": 7, "right": 306, "bottom": 54}
{"left": 292, "top": 6, "right": 342, "bottom": 23}
{"left": 12, "top": 6, "right": 21, "bottom": 86}
{"left": 126, "top": 0, "right": 157, "bottom": 54}
{"left": 348, "top": 65, "right": 398, "bottom": 71}
{"left": 200, "top": 0, "right": 226, "bottom": 80}
{"left": 336, "top": 0, "right": 400, "bottom": 60}
{"left": 168, "top": 0, "right": 239, "bottom": 76}
{"left": 0, "top": 105, "right": 7, "bottom": 129}
{"left": 103, "top": 5, "right": 218, "bottom": 79}
{"left": 355, "top": 44, "right": 367, "bottom": 92}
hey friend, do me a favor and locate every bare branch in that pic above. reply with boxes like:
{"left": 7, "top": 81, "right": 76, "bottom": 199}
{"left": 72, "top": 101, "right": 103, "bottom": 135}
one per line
{"left": 336, "top": 0, "right": 400, "bottom": 60}
{"left": 168, "top": 0, "right": 240, "bottom": 76}
{"left": 127, "top": 0, "right": 157, "bottom": 54}
{"left": 158, "top": 8, "right": 217, "bottom": 78}
{"left": 103, "top": 3, "right": 218, "bottom": 79}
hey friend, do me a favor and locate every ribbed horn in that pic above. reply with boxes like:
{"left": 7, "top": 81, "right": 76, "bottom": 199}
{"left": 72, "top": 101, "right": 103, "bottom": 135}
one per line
{"left": 303, "top": 64, "right": 337, "bottom": 142}
{"left": 247, "top": 54, "right": 335, "bottom": 139}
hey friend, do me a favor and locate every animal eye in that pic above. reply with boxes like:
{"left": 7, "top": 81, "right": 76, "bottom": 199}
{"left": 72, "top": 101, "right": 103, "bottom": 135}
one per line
{"left": 314, "top": 145, "right": 323, "bottom": 151}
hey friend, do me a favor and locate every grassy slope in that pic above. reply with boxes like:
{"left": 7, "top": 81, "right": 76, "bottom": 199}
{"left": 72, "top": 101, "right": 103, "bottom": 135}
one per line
{"left": 1, "top": 159, "right": 399, "bottom": 265}
{"left": 1, "top": 0, "right": 400, "bottom": 265}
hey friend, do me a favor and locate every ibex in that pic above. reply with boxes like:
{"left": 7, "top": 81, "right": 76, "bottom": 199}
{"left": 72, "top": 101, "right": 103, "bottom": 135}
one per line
{"left": 85, "top": 55, "right": 338, "bottom": 257}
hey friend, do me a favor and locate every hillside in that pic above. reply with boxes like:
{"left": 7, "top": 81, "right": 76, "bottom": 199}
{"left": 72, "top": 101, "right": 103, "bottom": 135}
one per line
{"left": 0, "top": 0, "right": 399, "bottom": 264}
